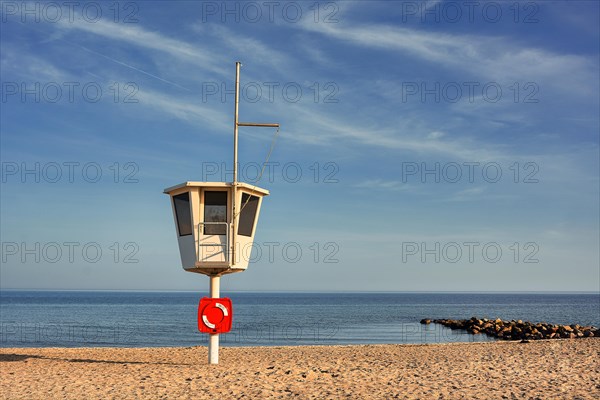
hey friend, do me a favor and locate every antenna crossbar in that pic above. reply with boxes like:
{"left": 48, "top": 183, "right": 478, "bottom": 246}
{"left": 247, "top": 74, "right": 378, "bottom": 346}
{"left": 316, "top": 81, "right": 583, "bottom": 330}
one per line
{"left": 237, "top": 122, "right": 280, "bottom": 128}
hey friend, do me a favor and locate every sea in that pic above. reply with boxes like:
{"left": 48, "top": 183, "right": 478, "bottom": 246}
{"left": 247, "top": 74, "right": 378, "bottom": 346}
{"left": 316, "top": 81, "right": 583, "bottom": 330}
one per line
{"left": 1, "top": 291, "right": 598, "bottom": 348}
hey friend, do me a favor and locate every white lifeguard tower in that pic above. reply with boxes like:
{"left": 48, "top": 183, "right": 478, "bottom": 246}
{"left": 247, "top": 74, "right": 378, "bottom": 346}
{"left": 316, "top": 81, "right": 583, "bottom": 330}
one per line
{"left": 164, "top": 62, "right": 279, "bottom": 364}
{"left": 163, "top": 181, "right": 269, "bottom": 275}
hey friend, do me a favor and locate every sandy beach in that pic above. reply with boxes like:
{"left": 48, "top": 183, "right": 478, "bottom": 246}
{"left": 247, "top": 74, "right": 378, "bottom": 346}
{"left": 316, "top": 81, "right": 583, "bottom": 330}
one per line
{"left": 1, "top": 339, "right": 598, "bottom": 399}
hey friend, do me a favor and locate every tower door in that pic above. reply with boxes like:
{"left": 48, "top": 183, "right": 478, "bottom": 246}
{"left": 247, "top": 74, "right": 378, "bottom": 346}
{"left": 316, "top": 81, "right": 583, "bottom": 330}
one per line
{"left": 199, "top": 191, "right": 229, "bottom": 263}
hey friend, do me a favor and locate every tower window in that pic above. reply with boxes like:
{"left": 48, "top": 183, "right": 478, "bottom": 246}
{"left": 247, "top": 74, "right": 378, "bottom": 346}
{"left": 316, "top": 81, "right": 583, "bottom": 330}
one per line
{"left": 204, "top": 191, "right": 227, "bottom": 235}
{"left": 238, "top": 193, "right": 259, "bottom": 237}
{"left": 173, "top": 192, "right": 192, "bottom": 236}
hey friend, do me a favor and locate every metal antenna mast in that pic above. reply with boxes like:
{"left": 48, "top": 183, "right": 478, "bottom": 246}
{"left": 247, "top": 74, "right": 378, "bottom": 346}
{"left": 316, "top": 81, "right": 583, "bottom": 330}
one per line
{"left": 231, "top": 61, "right": 279, "bottom": 268}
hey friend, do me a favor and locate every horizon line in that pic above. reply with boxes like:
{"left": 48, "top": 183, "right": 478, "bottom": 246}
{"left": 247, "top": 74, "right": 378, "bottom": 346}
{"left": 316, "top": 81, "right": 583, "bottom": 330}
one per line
{"left": 1, "top": 288, "right": 599, "bottom": 295}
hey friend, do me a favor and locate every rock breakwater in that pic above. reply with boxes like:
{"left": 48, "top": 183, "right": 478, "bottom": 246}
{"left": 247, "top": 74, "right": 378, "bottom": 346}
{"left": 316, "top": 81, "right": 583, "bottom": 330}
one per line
{"left": 420, "top": 317, "right": 600, "bottom": 341}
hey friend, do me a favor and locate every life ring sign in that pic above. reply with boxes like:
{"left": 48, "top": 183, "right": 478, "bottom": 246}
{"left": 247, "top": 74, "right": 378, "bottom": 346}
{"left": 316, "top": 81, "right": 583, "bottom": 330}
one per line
{"left": 198, "top": 297, "right": 233, "bottom": 334}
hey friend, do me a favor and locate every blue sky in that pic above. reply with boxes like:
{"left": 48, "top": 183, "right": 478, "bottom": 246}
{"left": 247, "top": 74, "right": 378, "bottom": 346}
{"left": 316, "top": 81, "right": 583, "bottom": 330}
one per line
{"left": 1, "top": 0, "right": 598, "bottom": 292}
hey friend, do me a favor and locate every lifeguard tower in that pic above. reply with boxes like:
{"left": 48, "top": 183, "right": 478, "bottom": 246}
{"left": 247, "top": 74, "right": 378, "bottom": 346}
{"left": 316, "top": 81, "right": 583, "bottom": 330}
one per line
{"left": 164, "top": 62, "right": 279, "bottom": 364}
{"left": 163, "top": 181, "right": 269, "bottom": 274}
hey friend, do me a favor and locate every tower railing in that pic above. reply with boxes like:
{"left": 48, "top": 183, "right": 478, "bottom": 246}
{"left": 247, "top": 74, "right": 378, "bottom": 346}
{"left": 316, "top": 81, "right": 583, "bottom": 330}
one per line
{"left": 198, "top": 222, "right": 230, "bottom": 263}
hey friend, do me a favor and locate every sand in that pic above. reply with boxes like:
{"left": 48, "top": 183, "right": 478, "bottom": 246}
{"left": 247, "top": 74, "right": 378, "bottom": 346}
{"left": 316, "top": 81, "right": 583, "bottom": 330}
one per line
{"left": 1, "top": 339, "right": 599, "bottom": 399}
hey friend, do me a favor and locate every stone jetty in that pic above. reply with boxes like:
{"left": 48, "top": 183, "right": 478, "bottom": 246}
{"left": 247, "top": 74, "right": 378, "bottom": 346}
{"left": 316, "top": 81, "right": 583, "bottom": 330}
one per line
{"left": 420, "top": 317, "right": 600, "bottom": 341}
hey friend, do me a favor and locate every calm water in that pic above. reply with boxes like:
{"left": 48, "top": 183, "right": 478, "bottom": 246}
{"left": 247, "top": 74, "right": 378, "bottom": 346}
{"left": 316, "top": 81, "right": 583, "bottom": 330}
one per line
{"left": 1, "top": 291, "right": 598, "bottom": 348}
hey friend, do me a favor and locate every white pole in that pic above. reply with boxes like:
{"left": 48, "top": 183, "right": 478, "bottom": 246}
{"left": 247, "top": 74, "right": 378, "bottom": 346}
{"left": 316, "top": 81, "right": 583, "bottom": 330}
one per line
{"left": 231, "top": 61, "right": 241, "bottom": 267}
{"left": 233, "top": 61, "right": 240, "bottom": 186}
{"left": 208, "top": 275, "right": 220, "bottom": 364}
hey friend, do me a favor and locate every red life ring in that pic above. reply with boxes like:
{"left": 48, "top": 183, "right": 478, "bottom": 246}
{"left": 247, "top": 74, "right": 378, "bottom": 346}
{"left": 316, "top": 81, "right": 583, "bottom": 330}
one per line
{"left": 198, "top": 297, "right": 233, "bottom": 334}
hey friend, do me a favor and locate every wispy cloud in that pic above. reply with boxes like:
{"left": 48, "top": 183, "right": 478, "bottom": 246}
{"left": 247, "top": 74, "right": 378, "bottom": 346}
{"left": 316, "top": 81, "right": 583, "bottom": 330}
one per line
{"left": 353, "top": 179, "right": 413, "bottom": 191}
{"left": 56, "top": 19, "right": 226, "bottom": 75}
{"left": 296, "top": 20, "right": 597, "bottom": 96}
{"left": 69, "top": 42, "right": 191, "bottom": 91}
{"left": 0, "top": 46, "right": 69, "bottom": 82}
{"left": 137, "top": 89, "right": 229, "bottom": 132}
{"left": 192, "top": 24, "right": 291, "bottom": 75}
{"left": 282, "top": 105, "right": 504, "bottom": 160}
{"left": 439, "top": 186, "right": 521, "bottom": 203}
{"left": 445, "top": 186, "right": 486, "bottom": 202}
